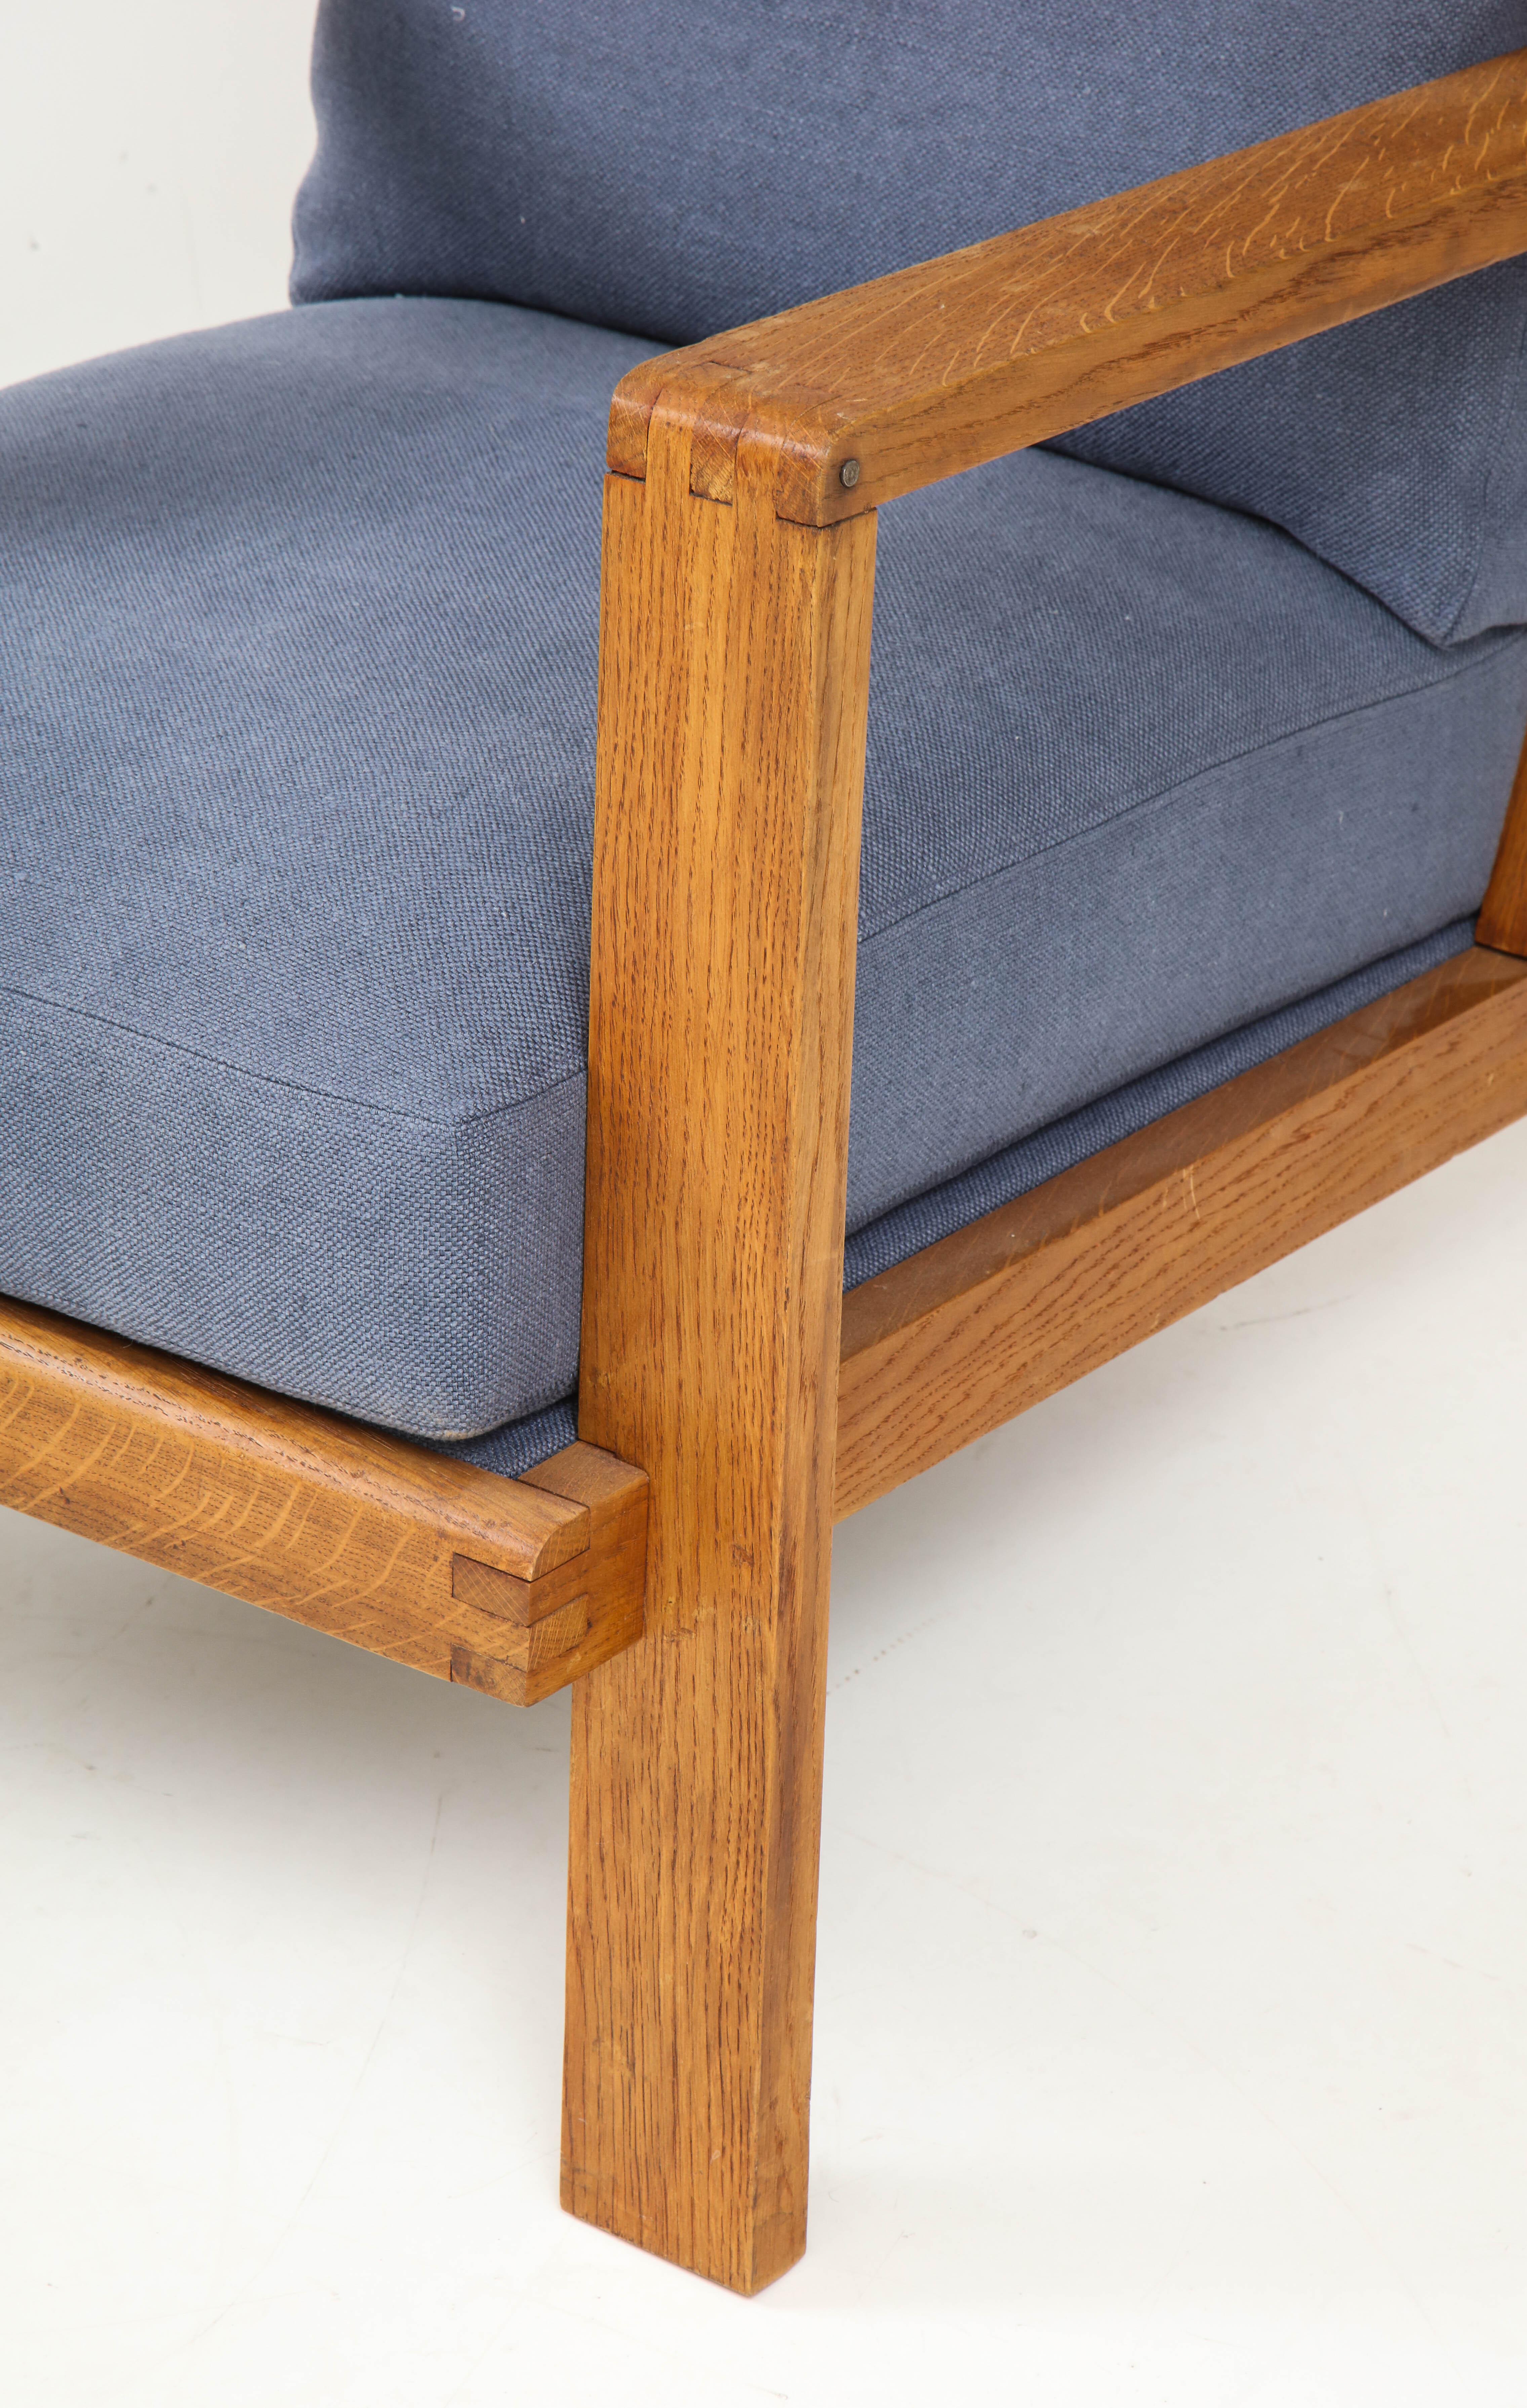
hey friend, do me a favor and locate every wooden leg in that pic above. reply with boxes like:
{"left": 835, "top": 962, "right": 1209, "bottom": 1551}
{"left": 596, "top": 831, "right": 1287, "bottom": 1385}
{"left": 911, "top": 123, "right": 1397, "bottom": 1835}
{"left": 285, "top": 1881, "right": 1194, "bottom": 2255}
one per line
{"left": 563, "top": 1564, "right": 833, "bottom": 2290}
{"left": 562, "top": 412, "right": 876, "bottom": 2290}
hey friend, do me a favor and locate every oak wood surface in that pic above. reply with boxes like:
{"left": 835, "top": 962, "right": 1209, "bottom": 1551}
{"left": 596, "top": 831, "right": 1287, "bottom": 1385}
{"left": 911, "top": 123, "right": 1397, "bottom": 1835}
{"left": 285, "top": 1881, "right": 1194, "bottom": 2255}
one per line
{"left": 448, "top": 1442, "right": 648, "bottom": 1706}
{"left": 566, "top": 427, "right": 876, "bottom": 2291}
{"left": 835, "top": 946, "right": 1527, "bottom": 1519}
{"left": 1478, "top": 726, "right": 1527, "bottom": 956}
{"left": 0, "top": 1294, "right": 644, "bottom": 1697}
{"left": 608, "top": 49, "right": 1527, "bottom": 525}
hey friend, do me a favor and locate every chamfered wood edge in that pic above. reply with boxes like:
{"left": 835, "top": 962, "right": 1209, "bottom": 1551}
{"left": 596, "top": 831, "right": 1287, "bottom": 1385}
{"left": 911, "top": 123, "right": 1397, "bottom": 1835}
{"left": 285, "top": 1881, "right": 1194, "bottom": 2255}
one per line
{"left": 834, "top": 946, "right": 1527, "bottom": 1519}
{"left": 448, "top": 1440, "right": 649, "bottom": 1704}
{"left": 607, "top": 48, "right": 1527, "bottom": 523}
{"left": 0, "top": 1292, "right": 587, "bottom": 1575}
{"left": 0, "top": 1295, "right": 647, "bottom": 1701}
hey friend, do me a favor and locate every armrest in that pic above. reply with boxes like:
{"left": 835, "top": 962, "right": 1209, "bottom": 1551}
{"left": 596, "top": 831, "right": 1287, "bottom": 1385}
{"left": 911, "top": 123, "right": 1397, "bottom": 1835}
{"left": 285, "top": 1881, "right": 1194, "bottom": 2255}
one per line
{"left": 610, "top": 47, "right": 1527, "bottom": 526}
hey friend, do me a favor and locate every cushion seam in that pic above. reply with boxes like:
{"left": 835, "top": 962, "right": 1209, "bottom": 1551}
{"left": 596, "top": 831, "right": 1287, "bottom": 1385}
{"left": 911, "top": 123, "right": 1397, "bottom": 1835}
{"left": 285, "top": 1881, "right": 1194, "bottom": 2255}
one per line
{"left": 0, "top": 976, "right": 588, "bottom": 1131}
{"left": 859, "top": 631, "right": 1523, "bottom": 947}
{"left": 5, "top": 636, "right": 1517, "bottom": 1115}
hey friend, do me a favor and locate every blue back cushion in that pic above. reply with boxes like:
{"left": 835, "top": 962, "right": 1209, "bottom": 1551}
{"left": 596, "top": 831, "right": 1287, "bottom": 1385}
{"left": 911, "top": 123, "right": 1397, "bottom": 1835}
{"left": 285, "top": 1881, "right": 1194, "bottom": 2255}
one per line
{"left": 292, "top": 2, "right": 1527, "bottom": 645}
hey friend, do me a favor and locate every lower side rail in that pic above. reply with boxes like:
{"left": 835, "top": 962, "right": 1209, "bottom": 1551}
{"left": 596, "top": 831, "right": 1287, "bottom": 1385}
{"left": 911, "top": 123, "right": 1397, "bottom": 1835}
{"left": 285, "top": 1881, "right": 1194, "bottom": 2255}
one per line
{"left": 4, "top": 945, "right": 1524, "bottom": 1679}
{"left": 836, "top": 943, "right": 1527, "bottom": 1517}
{"left": 0, "top": 1301, "right": 646, "bottom": 1703}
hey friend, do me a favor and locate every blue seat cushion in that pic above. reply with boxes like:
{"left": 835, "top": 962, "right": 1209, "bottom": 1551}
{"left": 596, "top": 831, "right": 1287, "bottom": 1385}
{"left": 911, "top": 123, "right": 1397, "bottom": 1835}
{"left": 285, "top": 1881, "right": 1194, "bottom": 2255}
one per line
{"left": 448, "top": 915, "right": 1479, "bottom": 1478}
{"left": 292, "top": 0, "right": 1527, "bottom": 645}
{"left": 1, "top": 295, "right": 1523, "bottom": 1438}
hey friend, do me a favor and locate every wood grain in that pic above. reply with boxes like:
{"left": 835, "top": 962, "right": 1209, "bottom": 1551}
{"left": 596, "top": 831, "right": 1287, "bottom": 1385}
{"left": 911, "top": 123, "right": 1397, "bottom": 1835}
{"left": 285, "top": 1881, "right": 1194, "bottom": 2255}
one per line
{"left": 448, "top": 1442, "right": 648, "bottom": 1706}
{"left": 0, "top": 1294, "right": 645, "bottom": 1697}
{"left": 608, "top": 49, "right": 1527, "bottom": 524}
{"left": 835, "top": 946, "right": 1527, "bottom": 1519}
{"left": 1478, "top": 726, "right": 1527, "bottom": 956}
{"left": 566, "top": 421, "right": 876, "bottom": 2290}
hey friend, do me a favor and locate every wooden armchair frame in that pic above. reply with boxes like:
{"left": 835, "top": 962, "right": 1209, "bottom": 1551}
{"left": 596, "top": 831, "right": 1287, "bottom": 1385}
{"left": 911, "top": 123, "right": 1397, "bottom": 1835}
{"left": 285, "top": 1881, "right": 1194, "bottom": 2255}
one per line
{"left": 5, "top": 47, "right": 1527, "bottom": 2296}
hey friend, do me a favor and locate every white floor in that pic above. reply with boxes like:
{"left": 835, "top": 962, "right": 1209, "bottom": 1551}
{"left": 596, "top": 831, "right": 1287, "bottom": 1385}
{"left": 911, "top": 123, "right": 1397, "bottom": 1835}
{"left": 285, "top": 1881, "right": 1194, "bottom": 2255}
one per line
{"left": 4, "top": 1125, "right": 1527, "bottom": 2405}
{"left": 6, "top": 11, "right": 1527, "bottom": 2401}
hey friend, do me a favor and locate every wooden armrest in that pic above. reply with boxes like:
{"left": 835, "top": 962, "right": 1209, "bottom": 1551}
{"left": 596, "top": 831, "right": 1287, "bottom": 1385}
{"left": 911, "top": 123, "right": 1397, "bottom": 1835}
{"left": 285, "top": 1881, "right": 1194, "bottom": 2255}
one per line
{"left": 570, "top": 41, "right": 1527, "bottom": 2285}
{"left": 609, "top": 48, "right": 1527, "bottom": 526}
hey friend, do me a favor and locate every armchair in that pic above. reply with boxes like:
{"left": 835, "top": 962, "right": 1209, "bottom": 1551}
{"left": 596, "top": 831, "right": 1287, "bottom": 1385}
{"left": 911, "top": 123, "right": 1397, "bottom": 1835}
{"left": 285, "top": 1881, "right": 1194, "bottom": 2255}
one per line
{"left": 4, "top": 5, "right": 1527, "bottom": 2295}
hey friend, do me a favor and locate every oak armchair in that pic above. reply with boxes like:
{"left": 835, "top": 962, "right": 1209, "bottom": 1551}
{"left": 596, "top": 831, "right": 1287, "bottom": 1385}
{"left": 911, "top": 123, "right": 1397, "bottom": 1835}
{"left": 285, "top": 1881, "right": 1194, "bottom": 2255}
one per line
{"left": 5, "top": 4, "right": 1527, "bottom": 2296}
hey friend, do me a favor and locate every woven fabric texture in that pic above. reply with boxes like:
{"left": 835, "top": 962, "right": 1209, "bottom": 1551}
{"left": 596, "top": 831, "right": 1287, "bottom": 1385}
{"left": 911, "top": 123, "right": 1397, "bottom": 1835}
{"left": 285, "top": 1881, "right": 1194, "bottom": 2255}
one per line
{"left": 2, "top": 296, "right": 1523, "bottom": 1437}
{"left": 443, "top": 916, "right": 1478, "bottom": 1479}
{"left": 291, "top": 0, "right": 1527, "bottom": 644}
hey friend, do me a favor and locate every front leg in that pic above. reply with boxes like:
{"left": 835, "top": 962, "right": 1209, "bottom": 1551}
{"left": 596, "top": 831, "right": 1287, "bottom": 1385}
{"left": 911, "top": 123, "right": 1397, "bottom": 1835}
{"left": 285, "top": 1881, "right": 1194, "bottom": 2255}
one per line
{"left": 562, "top": 404, "right": 877, "bottom": 2293}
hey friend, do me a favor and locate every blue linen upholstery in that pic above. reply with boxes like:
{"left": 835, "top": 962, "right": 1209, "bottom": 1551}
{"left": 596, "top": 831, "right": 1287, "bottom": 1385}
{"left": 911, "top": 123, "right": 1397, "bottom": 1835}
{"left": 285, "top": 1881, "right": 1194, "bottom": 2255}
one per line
{"left": 446, "top": 916, "right": 1479, "bottom": 1479}
{"left": 292, "top": 0, "right": 1527, "bottom": 644}
{"left": 2, "top": 296, "right": 1523, "bottom": 1440}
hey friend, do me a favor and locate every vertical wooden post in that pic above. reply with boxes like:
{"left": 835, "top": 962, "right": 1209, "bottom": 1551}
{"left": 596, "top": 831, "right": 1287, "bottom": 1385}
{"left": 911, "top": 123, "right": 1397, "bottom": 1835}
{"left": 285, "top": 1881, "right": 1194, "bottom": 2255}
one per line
{"left": 1478, "top": 727, "right": 1527, "bottom": 958}
{"left": 563, "top": 401, "right": 876, "bottom": 2293}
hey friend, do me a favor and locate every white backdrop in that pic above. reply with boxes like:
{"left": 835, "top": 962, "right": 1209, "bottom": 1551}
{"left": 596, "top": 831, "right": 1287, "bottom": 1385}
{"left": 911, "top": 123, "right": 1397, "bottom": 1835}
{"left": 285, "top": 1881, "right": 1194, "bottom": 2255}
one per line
{"left": 4, "top": 10, "right": 1527, "bottom": 2402}
{"left": 0, "top": 0, "right": 315, "bottom": 389}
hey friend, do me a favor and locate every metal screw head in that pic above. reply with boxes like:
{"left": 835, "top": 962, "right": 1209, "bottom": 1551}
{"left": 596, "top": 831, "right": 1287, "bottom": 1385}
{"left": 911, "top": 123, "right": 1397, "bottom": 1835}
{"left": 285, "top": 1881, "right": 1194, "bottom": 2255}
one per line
{"left": 839, "top": 458, "right": 861, "bottom": 489}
